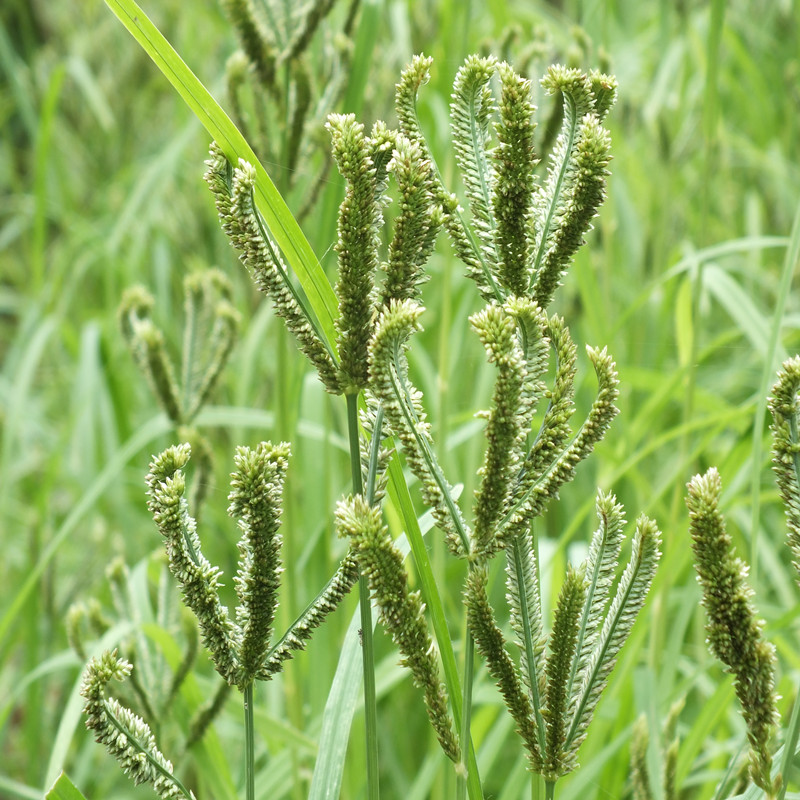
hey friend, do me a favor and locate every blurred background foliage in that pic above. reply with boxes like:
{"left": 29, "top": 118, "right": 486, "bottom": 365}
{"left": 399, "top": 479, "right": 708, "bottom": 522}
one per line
{"left": 1, "top": 0, "right": 799, "bottom": 798}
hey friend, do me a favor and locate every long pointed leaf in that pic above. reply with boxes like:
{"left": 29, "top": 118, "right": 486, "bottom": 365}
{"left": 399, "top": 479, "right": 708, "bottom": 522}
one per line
{"left": 104, "top": 0, "right": 338, "bottom": 352}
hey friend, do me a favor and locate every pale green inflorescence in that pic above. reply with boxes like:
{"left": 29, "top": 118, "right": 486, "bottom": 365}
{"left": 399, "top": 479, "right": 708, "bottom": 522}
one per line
{"left": 109, "top": 50, "right": 659, "bottom": 791}
{"left": 146, "top": 444, "right": 240, "bottom": 684}
{"left": 382, "top": 134, "right": 441, "bottom": 307}
{"left": 143, "top": 440, "right": 357, "bottom": 692}
{"left": 369, "top": 298, "right": 471, "bottom": 559}
{"left": 335, "top": 494, "right": 460, "bottom": 762}
{"left": 769, "top": 355, "right": 800, "bottom": 577}
{"left": 81, "top": 651, "right": 195, "bottom": 800}
{"left": 542, "top": 568, "right": 585, "bottom": 781}
{"left": 470, "top": 302, "right": 528, "bottom": 557}
{"left": 686, "top": 468, "right": 779, "bottom": 795}
{"left": 492, "top": 62, "right": 537, "bottom": 296}
{"left": 230, "top": 441, "right": 289, "bottom": 683}
{"left": 630, "top": 715, "right": 653, "bottom": 800}
{"left": 327, "top": 113, "right": 384, "bottom": 393}
{"left": 203, "top": 144, "right": 340, "bottom": 393}
{"left": 465, "top": 563, "right": 540, "bottom": 763}
{"left": 363, "top": 54, "right": 660, "bottom": 785}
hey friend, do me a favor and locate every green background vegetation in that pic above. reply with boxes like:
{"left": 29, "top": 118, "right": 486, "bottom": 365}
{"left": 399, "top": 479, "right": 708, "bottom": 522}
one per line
{"left": 2, "top": 0, "right": 799, "bottom": 798}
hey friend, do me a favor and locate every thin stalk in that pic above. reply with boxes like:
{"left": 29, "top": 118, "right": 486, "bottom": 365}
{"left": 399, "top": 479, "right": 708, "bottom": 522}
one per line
{"left": 346, "top": 392, "right": 380, "bottom": 800}
{"left": 244, "top": 683, "right": 255, "bottom": 800}
{"left": 545, "top": 779, "right": 556, "bottom": 800}
{"left": 457, "top": 628, "right": 475, "bottom": 800}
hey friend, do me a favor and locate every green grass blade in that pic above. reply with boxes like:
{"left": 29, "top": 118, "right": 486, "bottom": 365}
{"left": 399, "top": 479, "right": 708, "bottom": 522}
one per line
{"left": 44, "top": 773, "right": 87, "bottom": 800}
{"left": 103, "top": 0, "right": 338, "bottom": 352}
{"left": 308, "top": 604, "right": 365, "bottom": 800}
{"left": 0, "top": 414, "right": 172, "bottom": 652}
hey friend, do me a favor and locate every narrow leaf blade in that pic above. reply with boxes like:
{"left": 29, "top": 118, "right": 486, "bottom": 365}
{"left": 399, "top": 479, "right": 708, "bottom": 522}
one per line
{"left": 103, "top": 0, "right": 338, "bottom": 351}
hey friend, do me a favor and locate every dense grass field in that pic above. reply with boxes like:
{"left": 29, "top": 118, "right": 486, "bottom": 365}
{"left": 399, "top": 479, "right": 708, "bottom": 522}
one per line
{"left": 2, "top": 1, "right": 800, "bottom": 798}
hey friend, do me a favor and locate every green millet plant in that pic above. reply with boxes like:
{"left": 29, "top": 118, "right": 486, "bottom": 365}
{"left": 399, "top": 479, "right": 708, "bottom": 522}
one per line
{"left": 684, "top": 356, "right": 800, "bottom": 800}
{"left": 80, "top": 49, "right": 663, "bottom": 800}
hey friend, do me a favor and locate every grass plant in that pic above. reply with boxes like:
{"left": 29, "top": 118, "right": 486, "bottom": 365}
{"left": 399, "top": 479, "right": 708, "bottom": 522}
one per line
{"left": 2, "top": 1, "right": 800, "bottom": 799}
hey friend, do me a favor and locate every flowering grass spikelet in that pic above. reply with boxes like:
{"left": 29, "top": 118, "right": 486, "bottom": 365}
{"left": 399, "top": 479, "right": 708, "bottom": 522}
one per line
{"left": 336, "top": 494, "right": 460, "bottom": 762}
{"left": 686, "top": 468, "right": 779, "bottom": 795}
{"left": 768, "top": 355, "right": 800, "bottom": 578}
{"left": 81, "top": 650, "right": 195, "bottom": 800}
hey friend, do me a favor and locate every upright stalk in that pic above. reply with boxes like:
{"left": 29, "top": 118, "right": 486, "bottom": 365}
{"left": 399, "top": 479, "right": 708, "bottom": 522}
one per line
{"left": 244, "top": 683, "right": 255, "bottom": 800}
{"left": 346, "top": 392, "right": 380, "bottom": 799}
{"left": 457, "top": 628, "right": 476, "bottom": 800}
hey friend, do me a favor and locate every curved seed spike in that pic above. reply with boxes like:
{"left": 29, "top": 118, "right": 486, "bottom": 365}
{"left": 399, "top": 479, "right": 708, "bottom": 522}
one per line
{"left": 566, "top": 491, "right": 626, "bottom": 705}
{"left": 204, "top": 147, "right": 340, "bottom": 393}
{"left": 182, "top": 270, "right": 241, "bottom": 423}
{"left": 327, "top": 113, "right": 383, "bottom": 393}
{"left": 531, "top": 113, "right": 612, "bottom": 309}
{"left": 501, "top": 343, "right": 618, "bottom": 539}
{"left": 465, "top": 563, "right": 541, "bottom": 767}
{"left": 492, "top": 62, "right": 537, "bottom": 295}
{"left": 283, "top": 0, "right": 338, "bottom": 64}
{"left": 260, "top": 552, "right": 360, "bottom": 678}
{"left": 146, "top": 445, "right": 239, "bottom": 685}
{"left": 470, "top": 302, "right": 528, "bottom": 556}
{"left": 542, "top": 567, "right": 586, "bottom": 780}
{"left": 368, "top": 299, "right": 471, "bottom": 557}
{"left": 118, "top": 285, "right": 155, "bottom": 347}
{"left": 336, "top": 495, "right": 460, "bottom": 762}
{"left": 630, "top": 715, "right": 654, "bottom": 800}
{"left": 229, "top": 441, "right": 290, "bottom": 685}
{"left": 768, "top": 355, "right": 800, "bottom": 578}
{"left": 396, "top": 54, "right": 499, "bottom": 302}
{"left": 395, "top": 54, "right": 434, "bottom": 150}
{"left": 589, "top": 71, "right": 618, "bottom": 122}
{"left": 220, "top": 0, "right": 275, "bottom": 87}
{"left": 119, "top": 287, "right": 183, "bottom": 424}
{"left": 81, "top": 651, "right": 196, "bottom": 800}
{"left": 564, "top": 515, "right": 661, "bottom": 766}
{"left": 529, "top": 66, "right": 608, "bottom": 308}
{"left": 522, "top": 315, "right": 577, "bottom": 488}
{"left": 450, "top": 56, "right": 500, "bottom": 287}
{"left": 686, "top": 469, "right": 778, "bottom": 794}
{"left": 382, "top": 135, "right": 440, "bottom": 307}
{"left": 505, "top": 531, "right": 546, "bottom": 750}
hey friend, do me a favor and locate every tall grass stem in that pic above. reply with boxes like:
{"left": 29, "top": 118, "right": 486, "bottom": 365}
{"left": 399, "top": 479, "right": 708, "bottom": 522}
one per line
{"left": 346, "top": 393, "right": 380, "bottom": 799}
{"left": 244, "top": 683, "right": 255, "bottom": 800}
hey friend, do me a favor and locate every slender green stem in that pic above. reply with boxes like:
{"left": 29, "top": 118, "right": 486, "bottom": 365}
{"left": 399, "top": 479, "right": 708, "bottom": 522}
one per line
{"left": 346, "top": 393, "right": 364, "bottom": 494}
{"left": 346, "top": 392, "right": 380, "bottom": 800}
{"left": 545, "top": 779, "right": 556, "bottom": 800}
{"left": 457, "top": 628, "right": 475, "bottom": 800}
{"left": 244, "top": 683, "right": 255, "bottom": 800}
